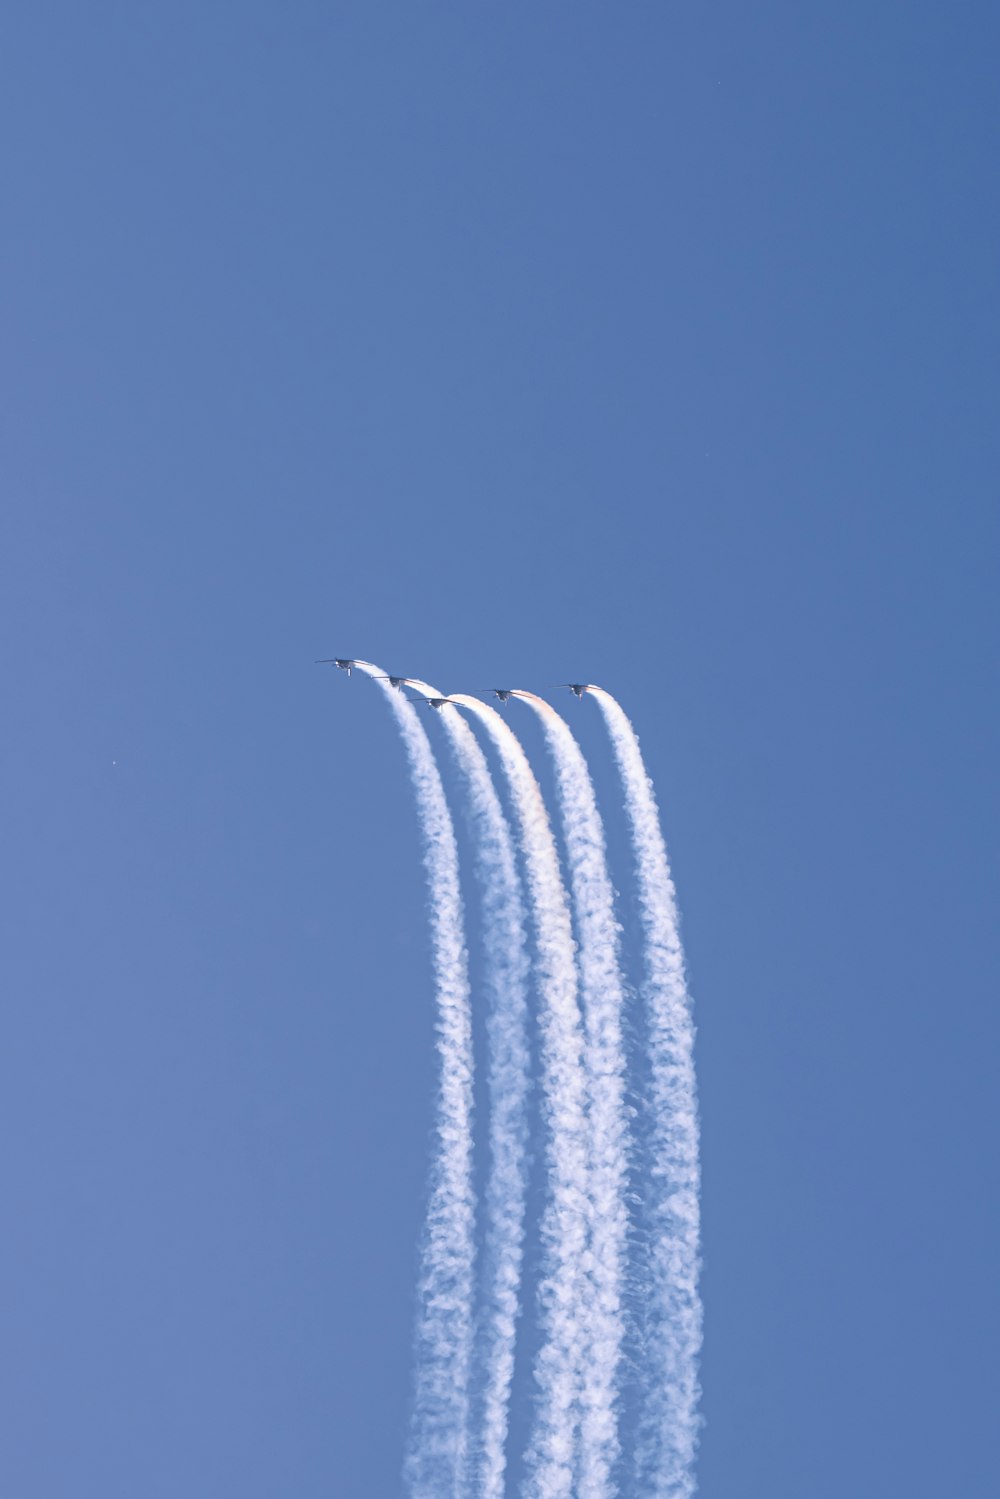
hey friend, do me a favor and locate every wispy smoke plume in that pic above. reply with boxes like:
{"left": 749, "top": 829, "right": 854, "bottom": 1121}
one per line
{"left": 450, "top": 695, "right": 589, "bottom": 1499}
{"left": 513, "top": 692, "right": 630, "bottom": 1499}
{"left": 335, "top": 667, "right": 701, "bottom": 1498}
{"left": 353, "top": 663, "right": 476, "bottom": 1498}
{"left": 588, "top": 686, "right": 701, "bottom": 1498}
{"left": 407, "top": 682, "right": 531, "bottom": 1499}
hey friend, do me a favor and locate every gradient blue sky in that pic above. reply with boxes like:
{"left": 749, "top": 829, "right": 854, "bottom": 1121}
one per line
{"left": 2, "top": 5, "right": 997, "bottom": 1495}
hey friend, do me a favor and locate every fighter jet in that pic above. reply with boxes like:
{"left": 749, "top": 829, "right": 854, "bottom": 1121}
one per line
{"left": 410, "top": 696, "right": 458, "bottom": 710}
{"left": 476, "top": 688, "right": 514, "bottom": 705}
{"left": 315, "top": 658, "right": 357, "bottom": 676}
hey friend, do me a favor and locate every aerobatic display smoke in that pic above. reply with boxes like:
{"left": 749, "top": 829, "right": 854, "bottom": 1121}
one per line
{"left": 352, "top": 663, "right": 476, "bottom": 1498}
{"left": 511, "top": 692, "right": 630, "bottom": 1499}
{"left": 588, "top": 688, "right": 702, "bottom": 1499}
{"left": 450, "top": 695, "right": 589, "bottom": 1499}
{"left": 406, "top": 682, "right": 532, "bottom": 1499}
{"left": 330, "top": 667, "right": 701, "bottom": 1499}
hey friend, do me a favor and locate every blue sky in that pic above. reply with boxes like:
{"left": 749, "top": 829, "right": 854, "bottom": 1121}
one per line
{"left": 1, "top": 4, "right": 997, "bottom": 1494}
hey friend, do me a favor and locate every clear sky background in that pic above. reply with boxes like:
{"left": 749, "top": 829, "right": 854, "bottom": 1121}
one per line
{"left": 2, "top": 4, "right": 997, "bottom": 1495}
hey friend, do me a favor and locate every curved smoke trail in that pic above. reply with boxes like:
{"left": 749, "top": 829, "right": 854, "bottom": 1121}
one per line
{"left": 513, "top": 692, "right": 630, "bottom": 1499}
{"left": 450, "top": 695, "right": 589, "bottom": 1499}
{"left": 353, "top": 662, "right": 476, "bottom": 1499}
{"left": 405, "top": 681, "right": 531, "bottom": 1499}
{"left": 587, "top": 686, "right": 701, "bottom": 1498}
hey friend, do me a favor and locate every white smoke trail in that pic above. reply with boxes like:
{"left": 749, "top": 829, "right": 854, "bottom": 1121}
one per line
{"left": 405, "top": 680, "right": 531, "bottom": 1499}
{"left": 587, "top": 686, "right": 701, "bottom": 1498}
{"left": 353, "top": 662, "right": 475, "bottom": 1499}
{"left": 450, "top": 694, "right": 589, "bottom": 1499}
{"left": 512, "top": 692, "right": 630, "bottom": 1499}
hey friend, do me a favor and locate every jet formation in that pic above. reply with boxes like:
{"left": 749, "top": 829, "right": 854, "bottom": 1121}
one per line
{"left": 316, "top": 661, "right": 591, "bottom": 703}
